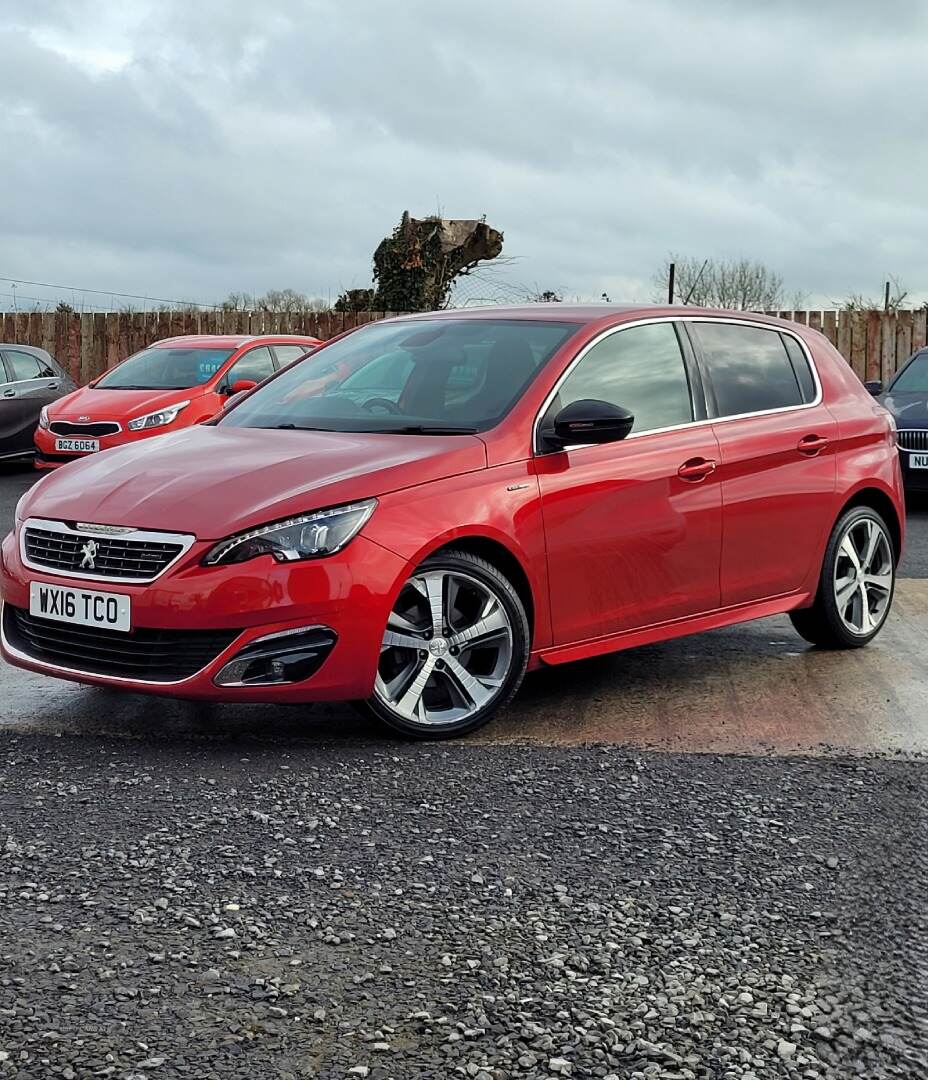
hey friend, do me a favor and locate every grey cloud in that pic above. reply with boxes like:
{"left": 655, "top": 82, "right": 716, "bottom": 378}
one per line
{"left": 1, "top": 0, "right": 926, "bottom": 310}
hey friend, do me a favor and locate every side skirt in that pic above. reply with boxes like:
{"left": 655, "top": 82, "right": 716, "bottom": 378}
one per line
{"left": 537, "top": 591, "right": 812, "bottom": 666}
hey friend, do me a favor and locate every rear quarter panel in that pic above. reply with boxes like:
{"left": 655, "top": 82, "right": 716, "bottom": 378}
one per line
{"left": 803, "top": 331, "right": 905, "bottom": 559}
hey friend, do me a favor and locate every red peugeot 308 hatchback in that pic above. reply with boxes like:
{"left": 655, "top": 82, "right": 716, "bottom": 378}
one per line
{"left": 33, "top": 333, "right": 320, "bottom": 469}
{"left": 2, "top": 306, "right": 904, "bottom": 738}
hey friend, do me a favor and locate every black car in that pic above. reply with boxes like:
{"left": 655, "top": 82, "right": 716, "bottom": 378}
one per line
{"left": 0, "top": 345, "right": 76, "bottom": 462}
{"left": 870, "top": 347, "right": 928, "bottom": 492}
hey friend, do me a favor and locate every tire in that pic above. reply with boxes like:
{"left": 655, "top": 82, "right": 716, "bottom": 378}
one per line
{"left": 360, "top": 549, "right": 530, "bottom": 739}
{"left": 789, "top": 505, "right": 896, "bottom": 649}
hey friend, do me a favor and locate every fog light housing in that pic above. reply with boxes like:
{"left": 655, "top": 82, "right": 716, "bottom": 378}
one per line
{"left": 214, "top": 626, "right": 337, "bottom": 687}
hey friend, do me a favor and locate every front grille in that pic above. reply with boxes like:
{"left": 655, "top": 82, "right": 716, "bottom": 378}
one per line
{"left": 4, "top": 605, "right": 240, "bottom": 682}
{"left": 897, "top": 429, "right": 928, "bottom": 453}
{"left": 24, "top": 525, "right": 186, "bottom": 581}
{"left": 49, "top": 421, "right": 120, "bottom": 437}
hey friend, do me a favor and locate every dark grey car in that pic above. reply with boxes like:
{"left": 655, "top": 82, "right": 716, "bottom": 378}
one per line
{"left": 0, "top": 345, "right": 76, "bottom": 462}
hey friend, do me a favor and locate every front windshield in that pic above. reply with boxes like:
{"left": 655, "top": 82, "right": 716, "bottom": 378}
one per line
{"left": 95, "top": 347, "right": 235, "bottom": 390}
{"left": 218, "top": 318, "right": 578, "bottom": 433}
{"left": 890, "top": 352, "right": 928, "bottom": 394}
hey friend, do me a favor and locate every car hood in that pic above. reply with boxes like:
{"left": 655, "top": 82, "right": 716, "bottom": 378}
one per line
{"left": 880, "top": 391, "right": 928, "bottom": 426}
{"left": 49, "top": 385, "right": 209, "bottom": 421}
{"left": 20, "top": 426, "right": 488, "bottom": 539}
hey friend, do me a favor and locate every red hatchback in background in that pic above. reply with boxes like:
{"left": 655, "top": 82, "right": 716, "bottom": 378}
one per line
{"left": 34, "top": 334, "right": 321, "bottom": 469}
{"left": 3, "top": 306, "right": 904, "bottom": 739}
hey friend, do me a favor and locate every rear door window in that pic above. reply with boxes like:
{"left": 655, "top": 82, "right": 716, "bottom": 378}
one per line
{"left": 692, "top": 322, "right": 804, "bottom": 417}
{"left": 4, "top": 350, "right": 50, "bottom": 381}
{"left": 273, "top": 344, "right": 314, "bottom": 366}
{"left": 227, "top": 346, "right": 275, "bottom": 385}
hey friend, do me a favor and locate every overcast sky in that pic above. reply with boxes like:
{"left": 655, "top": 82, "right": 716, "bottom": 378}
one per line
{"left": 2, "top": 0, "right": 927, "bottom": 312}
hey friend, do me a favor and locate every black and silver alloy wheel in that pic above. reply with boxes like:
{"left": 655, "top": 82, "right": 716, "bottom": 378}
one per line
{"left": 364, "top": 549, "right": 530, "bottom": 738}
{"left": 790, "top": 505, "right": 896, "bottom": 649}
{"left": 832, "top": 515, "right": 893, "bottom": 636}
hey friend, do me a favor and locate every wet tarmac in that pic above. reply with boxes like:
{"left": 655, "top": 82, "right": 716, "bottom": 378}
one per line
{"left": 2, "top": 466, "right": 927, "bottom": 756}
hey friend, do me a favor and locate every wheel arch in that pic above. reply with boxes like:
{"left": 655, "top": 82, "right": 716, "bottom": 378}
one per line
{"left": 837, "top": 485, "right": 903, "bottom": 563}
{"left": 424, "top": 535, "right": 536, "bottom": 644}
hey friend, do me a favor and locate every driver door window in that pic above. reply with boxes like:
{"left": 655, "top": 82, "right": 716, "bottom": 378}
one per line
{"left": 227, "top": 346, "right": 275, "bottom": 386}
{"left": 545, "top": 322, "right": 694, "bottom": 436}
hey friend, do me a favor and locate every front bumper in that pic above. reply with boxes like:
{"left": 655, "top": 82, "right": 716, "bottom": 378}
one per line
{"left": 34, "top": 425, "right": 186, "bottom": 469}
{"left": 0, "top": 529, "right": 408, "bottom": 702}
{"left": 897, "top": 447, "right": 928, "bottom": 492}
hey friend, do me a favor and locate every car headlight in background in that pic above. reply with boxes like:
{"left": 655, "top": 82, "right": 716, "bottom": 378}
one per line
{"left": 202, "top": 499, "right": 377, "bottom": 566}
{"left": 38, "top": 407, "right": 50, "bottom": 430}
{"left": 128, "top": 400, "right": 190, "bottom": 431}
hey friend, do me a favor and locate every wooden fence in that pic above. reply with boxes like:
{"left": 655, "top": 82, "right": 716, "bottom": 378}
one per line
{"left": 2, "top": 307, "right": 926, "bottom": 386}
{"left": 0, "top": 310, "right": 400, "bottom": 385}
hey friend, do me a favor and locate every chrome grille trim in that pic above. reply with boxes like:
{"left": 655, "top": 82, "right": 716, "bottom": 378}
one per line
{"left": 897, "top": 429, "right": 928, "bottom": 453}
{"left": 20, "top": 518, "right": 195, "bottom": 584}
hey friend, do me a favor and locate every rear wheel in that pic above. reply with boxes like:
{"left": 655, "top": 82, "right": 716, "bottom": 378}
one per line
{"left": 362, "top": 549, "right": 530, "bottom": 739}
{"left": 789, "top": 505, "right": 895, "bottom": 648}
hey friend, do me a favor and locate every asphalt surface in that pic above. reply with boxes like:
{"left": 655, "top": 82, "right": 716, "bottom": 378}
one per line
{"left": 1, "top": 464, "right": 927, "bottom": 1078}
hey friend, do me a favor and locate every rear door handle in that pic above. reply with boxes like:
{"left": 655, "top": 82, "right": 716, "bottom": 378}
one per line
{"left": 1, "top": 389, "right": 15, "bottom": 399}
{"left": 797, "top": 434, "right": 829, "bottom": 456}
{"left": 678, "top": 457, "right": 717, "bottom": 481}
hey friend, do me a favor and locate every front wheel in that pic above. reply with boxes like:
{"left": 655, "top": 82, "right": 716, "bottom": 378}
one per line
{"left": 361, "top": 549, "right": 530, "bottom": 739}
{"left": 789, "top": 505, "right": 895, "bottom": 648}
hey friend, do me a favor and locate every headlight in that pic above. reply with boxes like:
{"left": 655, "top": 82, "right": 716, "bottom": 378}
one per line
{"left": 202, "top": 499, "right": 377, "bottom": 566}
{"left": 128, "top": 400, "right": 190, "bottom": 431}
{"left": 38, "top": 406, "right": 50, "bottom": 430}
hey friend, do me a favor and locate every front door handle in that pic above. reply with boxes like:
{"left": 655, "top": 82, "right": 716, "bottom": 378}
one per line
{"left": 678, "top": 457, "right": 717, "bottom": 482}
{"left": 797, "top": 434, "right": 829, "bottom": 456}
{"left": 46, "top": 382, "right": 60, "bottom": 391}
{"left": 1, "top": 389, "right": 15, "bottom": 399}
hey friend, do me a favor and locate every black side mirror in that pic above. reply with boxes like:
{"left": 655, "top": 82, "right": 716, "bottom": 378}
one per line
{"left": 864, "top": 380, "right": 883, "bottom": 396}
{"left": 546, "top": 399, "right": 635, "bottom": 449}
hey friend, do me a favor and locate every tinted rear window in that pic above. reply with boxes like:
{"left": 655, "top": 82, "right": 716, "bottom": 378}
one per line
{"left": 693, "top": 322, "right": 803, "bottom": 417}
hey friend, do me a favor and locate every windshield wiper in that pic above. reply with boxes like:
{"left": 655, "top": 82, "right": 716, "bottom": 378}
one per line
{"left": 374, "top": 425, "right": 479, "bottom": 435}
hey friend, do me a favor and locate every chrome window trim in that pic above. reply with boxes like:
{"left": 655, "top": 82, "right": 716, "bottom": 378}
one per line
{"left": 20, "top": 517, "right": 196, "bottom": 584}
{"left": 532, "top": 315, "right": 823, "bottom": 455}
{"left": 0, "top": 601, "right": 236, "bottom": 687}
{"left": 3, "top": 376, "right": 61, "bottom": 390}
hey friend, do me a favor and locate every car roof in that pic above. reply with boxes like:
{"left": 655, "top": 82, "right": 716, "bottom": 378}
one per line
{"left": 0, "top": 342, "right": 55, "bottom": 358}
{"left": 381, "top": 303, "right": 805, "bottom": 331}
{"left": 151, "top": 334, "right": 320, "bottom": 348}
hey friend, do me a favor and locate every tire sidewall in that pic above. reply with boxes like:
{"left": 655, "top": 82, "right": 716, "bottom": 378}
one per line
{"left": 820, "top": 506, "right": 895, "bottom": 646}
{"left": 364, "top": 550, "right": 530, "bottom": 739}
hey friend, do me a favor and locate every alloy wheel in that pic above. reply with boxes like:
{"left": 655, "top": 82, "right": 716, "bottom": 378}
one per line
{"left": 832, "top": 515, "right": 893, "bottom": 636}
{"left": 373, "top": 569, "right": 515, "bottom": 728}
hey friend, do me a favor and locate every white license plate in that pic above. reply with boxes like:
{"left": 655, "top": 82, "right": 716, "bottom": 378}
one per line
{"left": 55, "top": 438, "right": 99, "bottom": 453}
{"left": 29, "top": 582, "right": 131, "bottom": 632}
{"left": 910, "top": 453, "right": 928, "bottom": 470}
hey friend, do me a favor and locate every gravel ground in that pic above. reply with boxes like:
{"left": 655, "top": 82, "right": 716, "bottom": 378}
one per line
{"left": 0, "top": 736, "right": 924, "bottom": 1079}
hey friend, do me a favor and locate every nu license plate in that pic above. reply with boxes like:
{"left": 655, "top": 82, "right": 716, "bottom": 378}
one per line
{"left": 910, "top": 453, "right": 928, "bottom": 470}
{"left": 29, "top": 582, "right": 131, "bottom": 632}
{"left": 55, "top": 437, "right": 99, "bottom": 453}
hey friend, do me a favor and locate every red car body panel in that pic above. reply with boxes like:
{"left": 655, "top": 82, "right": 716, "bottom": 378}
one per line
{"left": 34, "top": 334, "right": 321, "bottom": 469}
{"left": 2, "top": 305, "right": 905, "bottom": 705}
